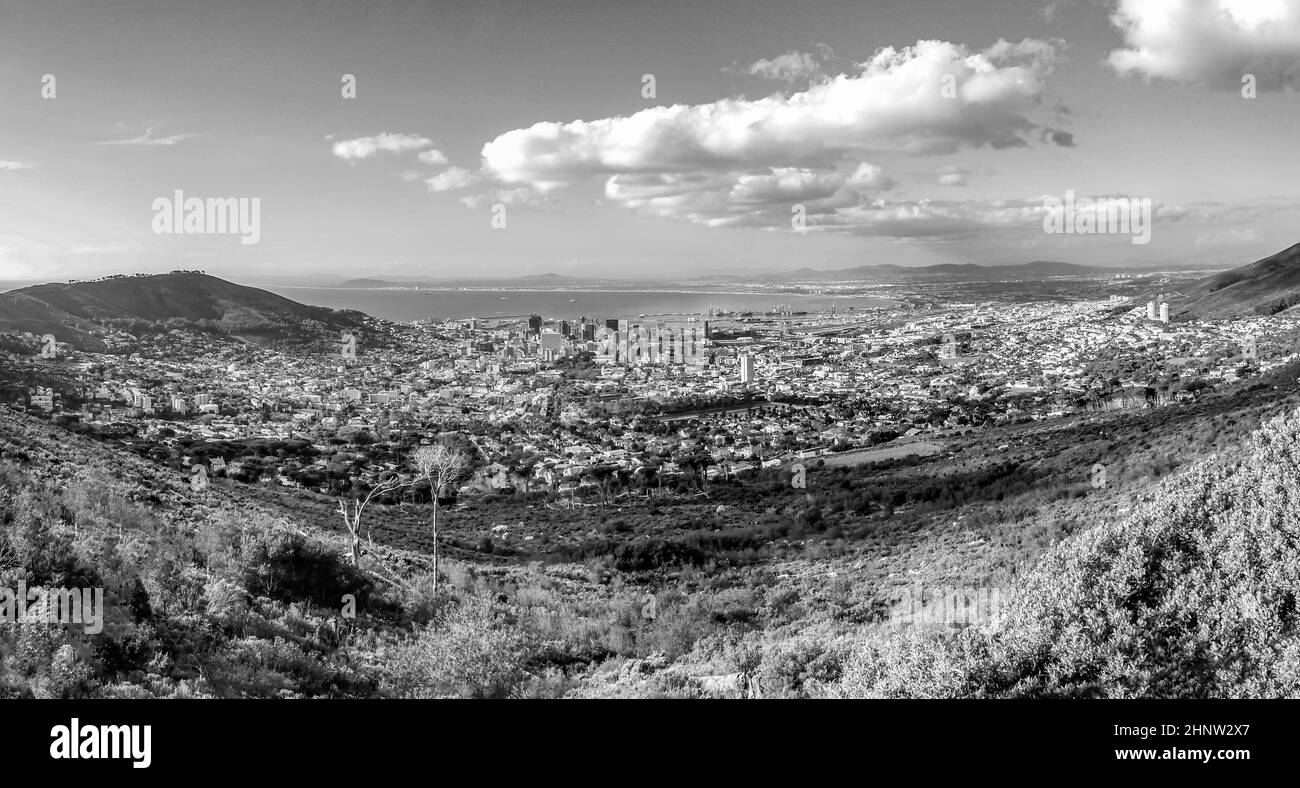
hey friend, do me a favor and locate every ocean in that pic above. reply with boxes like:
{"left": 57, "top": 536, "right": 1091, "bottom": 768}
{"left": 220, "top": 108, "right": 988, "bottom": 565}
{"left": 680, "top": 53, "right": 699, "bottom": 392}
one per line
{"left": 265, "top": 287, "right": 894, "bottom": 323}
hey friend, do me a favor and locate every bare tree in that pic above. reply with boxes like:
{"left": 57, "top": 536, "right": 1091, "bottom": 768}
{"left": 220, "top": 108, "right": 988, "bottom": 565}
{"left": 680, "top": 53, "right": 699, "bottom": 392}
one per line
{"left": 412, "top": 444, "right": 468, "bottom": 599}
{"left": 336, "top": 475, "right": 408, "bottom": 589}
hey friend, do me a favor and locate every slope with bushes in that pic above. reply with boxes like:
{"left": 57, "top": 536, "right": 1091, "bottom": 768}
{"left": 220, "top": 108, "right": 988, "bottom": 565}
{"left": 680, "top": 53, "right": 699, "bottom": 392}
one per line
{"left": 841, "top": 409, "right": 1300, "bottom": 698}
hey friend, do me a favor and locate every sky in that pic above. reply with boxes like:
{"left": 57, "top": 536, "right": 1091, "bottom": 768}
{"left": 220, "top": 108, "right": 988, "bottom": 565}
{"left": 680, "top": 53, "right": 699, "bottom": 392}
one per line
{"left": 3, "top": 0, "right": 1300, "bottom": 282}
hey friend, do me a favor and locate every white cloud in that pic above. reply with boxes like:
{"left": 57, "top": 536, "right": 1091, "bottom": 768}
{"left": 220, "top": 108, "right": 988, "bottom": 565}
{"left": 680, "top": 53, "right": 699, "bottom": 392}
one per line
{"left": 482, "top": 38, "right": 1071, "bottom": 191}
{"left": 936, "top": 165, "right": 969, "bottom": 186}
{"left": 1195, "top": 226, "right": 1262, "bottom": 245}
{"left": 425, "top": 166, "right": 482, "bottom": 192}
{"left": 417, "top": 149, "right": 449, "bottom": 166}
{"left": 600, "top": 178, "right": 1252, "bottom": 241}
{"left": 730, "top": 46, "right": 834, "bottom": 84}
{"left": 459, "top": 186, "right": 547, "bottom": 209}
{"left": 331, "top": 132, "right": 434, "bottom": 161}
{"left": 0, "top": 161, "right": 31, "bottom": 171}
{"left": 1108, "top": 0, "right": 1300, "bottom": 89}
{"left": 604, "top": 163, "right": 904, "bottom": 230}
{"left": 1041, "top": 0, "right": 1076, "bottom": 24}
{"left": 97, "top": 126, "right": 200, "bottom": 146}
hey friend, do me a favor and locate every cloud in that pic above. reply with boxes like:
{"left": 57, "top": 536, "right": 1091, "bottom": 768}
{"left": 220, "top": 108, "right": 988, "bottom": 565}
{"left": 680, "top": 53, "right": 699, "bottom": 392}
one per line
{"left": 1108, "top": 0, "right": 1300, "bottom": 90}
{"left": 97, "top": 126, "right": 200, "bottom": 146}
{"left": 727, "top": 45, "right": 837, "bottom": 84}
{"left": 481, "top": 38, "right": 1070, "bottom": 192}
{"left": 0, "top": 161, "right": 31, "bottom": 171}
{"left": 425, "top": 166, "right": 482, "bottom": 192}
{"left": 1195, "top": 226, "right": 1262, "bottom": 245}
{"left": 459, "top": 186, "right": 548, "bottom": 209}
{"left": 604, "top": 163, "right": 906, "bottom": 230}
{"left": 599, "top": 179, "right": 1265, "bottom": 242}
{"left": 1041, "top": 0, "right": 1076, "bottom": 24}
{"left": 746, "top": 50, "right": 821, "bottom": 82}
{"left": 417, "top": 149, "right": 449, "bottom": 166}
{"left": 331, "top": 132, "right": 434, "bottom": 161}
{"left": 936, "top": 166, "right": 970, "bottom": 186}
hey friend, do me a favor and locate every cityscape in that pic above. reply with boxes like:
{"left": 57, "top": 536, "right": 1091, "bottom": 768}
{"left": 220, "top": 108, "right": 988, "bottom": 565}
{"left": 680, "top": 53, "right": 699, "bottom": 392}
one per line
{"left": 5, "top": 276, "right": 1298, "bottom": 503}
{"left": 3, "top": 0, "right": 1300, "bottom": 772}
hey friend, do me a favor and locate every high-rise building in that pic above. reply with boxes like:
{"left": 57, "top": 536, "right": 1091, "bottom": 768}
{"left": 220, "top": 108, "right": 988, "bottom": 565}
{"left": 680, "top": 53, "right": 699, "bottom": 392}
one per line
{"left": 1159, "top": 302, "right": 1169, "bottom": 323}
{"left": 740, "top": 354, "right": 755, "bottom": 384}
{"left": 540, "top": 330, "right": 565, "bottom": 355}
{"left": 528, "top": 314, "right": 543, "bottom": 335}
{"left": 1146, "top": 301, "right": 1157, "bottom": 320}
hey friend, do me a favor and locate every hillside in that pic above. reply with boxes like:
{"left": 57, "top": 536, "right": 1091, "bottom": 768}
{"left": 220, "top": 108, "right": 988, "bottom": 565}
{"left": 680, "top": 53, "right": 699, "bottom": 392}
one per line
{"left": 0, "top": 272, "right": 367, "bottom": 348}
{"left": 5, "top": 347, "right": 1300, "bottom": 697}
{"left": 1175, "top": 242, "right": 1300, "bottom": 319}
{"left": 843, "top": 407, "right": 1300, "bottom": 698}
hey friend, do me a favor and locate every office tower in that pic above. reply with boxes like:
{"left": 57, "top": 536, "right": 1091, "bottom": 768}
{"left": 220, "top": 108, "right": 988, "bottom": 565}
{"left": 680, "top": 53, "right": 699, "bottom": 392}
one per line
{"left": 582, "top": 322, "right": 595, "bottom": 341}
{"left": 560, "top": 320, "right": 570, "bottom": 337}
{"left": 540, "top": 330, "right": 565, "bottom": 354}
{"left": 740, "top": 354, "right": 755, "bottom": 384}
{"left": 1159, "top": 302, "right": 1169, "bottom": 323}
{"left": 605, "top": 318, "right": 619, "bottom": 331}
{"left": 1146, "top": 301, "right": 1157, "bottom": 320}
{"left": 528, "top": 314, "right": 543, "bottom": 335}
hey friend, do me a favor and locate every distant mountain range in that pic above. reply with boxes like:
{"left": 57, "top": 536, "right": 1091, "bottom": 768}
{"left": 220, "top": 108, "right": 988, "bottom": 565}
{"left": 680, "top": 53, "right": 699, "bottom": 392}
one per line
{"left": 321, "top": 260, "right": 1197, "bottom": 289}
{"left": 336, "top": 272, "right": 586, "bottom": 288}
{"left": 693, "top": 260, "right": 1112, "bottom": 283}
{"left": 0, "top": 272, "right": 367, "bottom": 349}
{"left": 1174, "top": 242, "right": 1300, "bottom": 319}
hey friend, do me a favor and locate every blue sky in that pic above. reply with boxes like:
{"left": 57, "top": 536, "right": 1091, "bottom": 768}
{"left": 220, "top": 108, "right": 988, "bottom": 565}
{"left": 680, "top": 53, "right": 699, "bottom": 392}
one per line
{"left": 3, "top": 0, "right": 1300, "bottom": 281}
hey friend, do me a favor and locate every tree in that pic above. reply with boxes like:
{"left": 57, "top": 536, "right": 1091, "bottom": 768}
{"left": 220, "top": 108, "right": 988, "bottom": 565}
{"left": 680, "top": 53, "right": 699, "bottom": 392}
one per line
{"left": 335, "top": 475, "right": 407, "bottom": 589}
{"left": 413, "top": 444, "right": 469, "bottom": 600}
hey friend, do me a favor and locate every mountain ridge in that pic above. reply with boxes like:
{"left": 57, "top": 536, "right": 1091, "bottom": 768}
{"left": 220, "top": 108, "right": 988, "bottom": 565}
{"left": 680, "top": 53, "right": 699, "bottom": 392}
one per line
{"left": 0, "top": 272, "right": 368, "bottom": 349}
{"left": 1174, "top": 242, "right": 1300, "bottom": 319}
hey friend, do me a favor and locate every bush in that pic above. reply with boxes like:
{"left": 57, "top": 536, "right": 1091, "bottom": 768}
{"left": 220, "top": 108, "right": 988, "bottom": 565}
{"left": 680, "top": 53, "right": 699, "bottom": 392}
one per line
{"left": 840, "top": 409, "right": 1300, "bottom": 698}
{"left": 237, "top": 528, "right": 372, "bottom": 608}
{"left": 384, "top": 593, "right": 534, "bottom": 698}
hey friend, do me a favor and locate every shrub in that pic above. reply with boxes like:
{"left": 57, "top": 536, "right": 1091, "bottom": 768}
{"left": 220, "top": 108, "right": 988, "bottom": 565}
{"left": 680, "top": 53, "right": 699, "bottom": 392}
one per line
{"left": 237, "top": 528, "right": 372, "bottom": 608}
{"left": 383, "top": 593, "right": 534, "bottom": 698}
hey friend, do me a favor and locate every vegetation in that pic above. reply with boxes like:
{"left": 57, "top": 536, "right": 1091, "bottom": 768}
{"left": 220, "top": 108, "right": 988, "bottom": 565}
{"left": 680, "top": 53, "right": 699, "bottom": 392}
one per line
{"left": 5, "top": 370, "right": 1300, "bottom": 698}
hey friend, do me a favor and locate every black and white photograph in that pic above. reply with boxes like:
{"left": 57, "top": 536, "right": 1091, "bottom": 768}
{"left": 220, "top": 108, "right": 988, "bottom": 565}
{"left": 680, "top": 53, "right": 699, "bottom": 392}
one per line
{"left": 0, "top": 0, "right": 1295, "bottom": 772}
